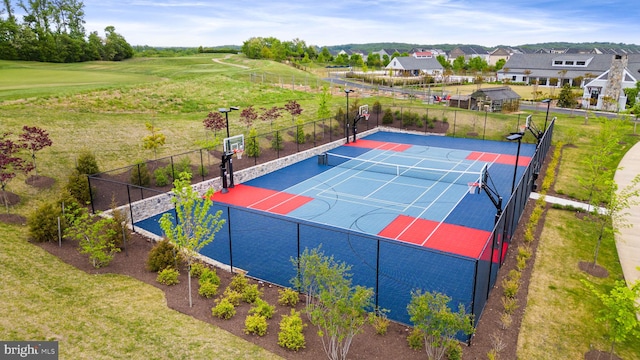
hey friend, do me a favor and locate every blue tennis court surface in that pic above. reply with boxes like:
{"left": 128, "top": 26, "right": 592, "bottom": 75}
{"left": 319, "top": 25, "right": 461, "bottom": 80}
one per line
{"left": 134, "top": 130, "right": 541, "bottom": 327}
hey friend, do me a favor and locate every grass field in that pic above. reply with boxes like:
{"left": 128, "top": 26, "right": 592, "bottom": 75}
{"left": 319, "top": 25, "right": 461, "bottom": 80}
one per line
{"left": 1, "top": 54, "right": 639, "bottom": 359}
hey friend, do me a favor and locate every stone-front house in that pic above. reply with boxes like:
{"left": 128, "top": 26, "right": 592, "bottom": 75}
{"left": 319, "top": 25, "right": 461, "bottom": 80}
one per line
{"left": 497, "top": 53, "right": 640, "bottom": 111}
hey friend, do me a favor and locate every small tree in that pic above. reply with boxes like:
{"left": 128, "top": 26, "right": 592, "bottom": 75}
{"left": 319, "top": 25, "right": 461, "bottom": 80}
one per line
{"left": 0, "top": 132, "right": 31, "bottom": 212}
{"left": 65, "top": 210, "right": 120, "bottom": 268}
{"left": 142, "top": 122, "right": 166, "bottom": 159}
{"left": 159, "top": 172, "right": 225, "bottom": 307}
{"left": 260, "top": 106, "right": 282, "bottom": 129}
{"left": 19, "top": 125, "right": 52, "bottom": 177}
{"left": 317, "top": 85, "right": 332, "bottom": 120}
{"left": 589, "top": 175, "right": 640, "bottom": 268}
{"left": 284, "top": 100, "right": 303, "bottom": 123}
{"left": 407, "top": 290, "right": 475, "bottom": 360}
{"left": 203, "top": 111, "right": 226, "bottom": 148}
{"left": 557, "top": 84, "right": 578, "bottom": 108}
{"left": 295, "top": 119, "right": 305, "bottom": 144}
{"left": 244, "top": 128, "right": 261, "bottom": 157}
{"left": 582, "top": 279, "right": 640, "bottom": 356}
{"left": 240, "top": 106, "right": 259, "bottom": 129}
{"left": 292, "top": 247, "right": 374, "bottom": 360}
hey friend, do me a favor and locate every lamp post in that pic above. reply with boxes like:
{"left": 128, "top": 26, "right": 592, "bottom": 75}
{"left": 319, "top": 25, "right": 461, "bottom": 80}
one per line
{"left": 542, "top": 98, "right": 551, "bottom": 132}
{"left": 506, "top": 132, "right": 524, "bottom": 195}
{"left": 218, "top": 106, "right": 239, "bottom": 193}
{"left": 345, "top": 89, "right": 354, "bottom": 143}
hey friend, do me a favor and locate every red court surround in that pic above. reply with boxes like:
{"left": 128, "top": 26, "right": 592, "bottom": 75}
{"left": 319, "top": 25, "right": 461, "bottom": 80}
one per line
{"left": 344, "top": 139, "right": 411, "bottom": 152}
{"left": 466, "top": 151, "right": 531, "bottom": 166}
{"left": 213, "top": 184, "right": 314, "bottom": 215}
{"left": 379, "top": 215, "right": 492, "bottom": 259}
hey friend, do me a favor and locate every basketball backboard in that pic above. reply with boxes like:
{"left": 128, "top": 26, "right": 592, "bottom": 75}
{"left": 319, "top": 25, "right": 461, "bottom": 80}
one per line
{"left": 224, "top": 134, "right": 244, "bottom": 153}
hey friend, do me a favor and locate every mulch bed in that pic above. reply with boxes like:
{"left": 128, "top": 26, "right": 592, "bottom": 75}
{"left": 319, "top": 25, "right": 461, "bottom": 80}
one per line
{"left": 13, "top": 141, "right": 608, "bottom": 359}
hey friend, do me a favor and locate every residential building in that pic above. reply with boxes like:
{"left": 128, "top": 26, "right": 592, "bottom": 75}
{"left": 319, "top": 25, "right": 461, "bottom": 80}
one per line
{"left": 385, "top": 56, "right": 443, "bottom": 77}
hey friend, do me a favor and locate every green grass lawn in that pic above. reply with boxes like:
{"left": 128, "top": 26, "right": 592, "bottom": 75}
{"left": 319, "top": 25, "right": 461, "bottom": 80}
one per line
{"left": 0, "top": 224, "right": 280, "bottom": 360}
{"left": 1, "top": 55, "right": 639, "bottom": 359}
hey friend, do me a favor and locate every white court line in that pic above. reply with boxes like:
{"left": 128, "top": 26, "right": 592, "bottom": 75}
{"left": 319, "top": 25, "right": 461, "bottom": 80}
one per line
{"left": 417, "top": 153, "right": 498, "bottom": 246}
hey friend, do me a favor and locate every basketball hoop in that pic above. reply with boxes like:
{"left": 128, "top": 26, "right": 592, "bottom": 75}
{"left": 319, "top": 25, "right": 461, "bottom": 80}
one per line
{"left": 468, "top": 182, "right": 480, "bottom": 194}
{"left": 233, "top": 148, "right": 244, "bottom": 159}
{"left": 362, "top": 113, "right": 370, "bottom": 121}
{"left": 518, "top": 124, "right": 527, "bottom": 134}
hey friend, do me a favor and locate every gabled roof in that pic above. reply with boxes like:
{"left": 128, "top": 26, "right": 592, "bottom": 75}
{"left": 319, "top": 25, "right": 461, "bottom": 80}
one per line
{"left": 385, "top": 57, "right": 443, "bottom": 71}
{"left": 452, "top": 46, "right": 489, "bottom": 55}
{"left": 470, "top": 86, "right": 520, "bottom": 101}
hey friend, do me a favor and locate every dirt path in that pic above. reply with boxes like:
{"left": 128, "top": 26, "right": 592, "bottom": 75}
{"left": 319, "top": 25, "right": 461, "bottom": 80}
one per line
{"left": 212, "top": 55, "right": 250, "bottom": 69}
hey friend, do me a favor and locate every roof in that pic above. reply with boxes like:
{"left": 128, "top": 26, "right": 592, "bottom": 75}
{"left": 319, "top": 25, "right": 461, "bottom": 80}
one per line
{"left": 385, "top": 56, "right": 443, "bottom": 71}
{"left": 498, "top": 53, "right": 640, "bottom": 79}
{"left": 470, "top": 86, "right": 521, "bottom": 101}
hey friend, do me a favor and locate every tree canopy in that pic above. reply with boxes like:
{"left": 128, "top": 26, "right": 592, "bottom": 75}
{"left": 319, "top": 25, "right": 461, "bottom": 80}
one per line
{"left": 0, "top": 0, "right": 133, "bottom": 62}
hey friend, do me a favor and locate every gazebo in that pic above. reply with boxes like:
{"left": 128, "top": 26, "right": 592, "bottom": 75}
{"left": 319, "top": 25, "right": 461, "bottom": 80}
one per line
{"left": 469, "top": 86, "right": 521, "bottom": 112}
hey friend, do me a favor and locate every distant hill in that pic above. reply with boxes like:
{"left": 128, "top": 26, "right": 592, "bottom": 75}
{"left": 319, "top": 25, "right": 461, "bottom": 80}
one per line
{"left": 325, "top": 42, "right": 640, "bottom": 53}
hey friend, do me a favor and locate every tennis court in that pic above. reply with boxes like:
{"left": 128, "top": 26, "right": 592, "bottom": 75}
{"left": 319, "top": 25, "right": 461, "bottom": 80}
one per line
{"left": 135, "top": 129, "right": 544, "bottom": 327}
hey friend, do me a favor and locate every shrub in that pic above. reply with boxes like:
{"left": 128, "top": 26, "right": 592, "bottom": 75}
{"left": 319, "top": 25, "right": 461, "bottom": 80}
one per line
{"left": 242, "top": 283, "right": 263, "bottom": 304}
{"left": 382, "top": 108, "right": 394, "bottom": 125}
{"left": 28, "top": 201, "right": 63, "bottom": 242}
{"left": 502, "top": 277, "right": 520, "bottom": 298}
{"left": 65, "top": 170, "right": 92, "bottom": 203}
{"left": 76, "top": 151, "right": 99, "bottom": 175}
{"left": 198, "top": 164, "right": 208, "bottom": 177}
{"left": 244, "top": 314, "right": 268, "bottom": 336}
{"left": 369, "top": 311, "right": 390, "bottom": 335}
{"left": 407, "top": 328, "right": 424, "bottom": 350}
{"left": 295, "top": 119, "right": 306, "bottom": 144}
{"left": 154, "top": 167, "right": 170, "bottom": 187}
{"left": 190, "top": 262, "right": 206, "bottom": 278}
{"left": 157, "top": 268, "right": 180, "bottom": 285}
{"left": 446, "top": 340, "right": 462, "bottom": 360}
{"left": 230, "top": 273, "right": 248, "bottom": 292}
{"left": 245, "top": 128, "right": 261, "bottom": 158}
{"left": 212, "top": 298, "right": 236, "bottom": 320}
{"left": 199, "top": 268, "right": 220, "bottom": 286}
{"left": 176, "top": 157, "right": 192, "bottom": 177}
{"left": 278, "top": 309, "right": 306, "bottom": 351}
{"left": 523, "top": 227, "right": 534, "bottom": 243}
{"left": 249, "top": 298, "right": 275, "bottom": 319}
{"left": 271, "top": 130, "right": 284, "bottom": 151}
{"left": 518, "top": 245, "right": 532, "bottom": 261}
{"left": 516, "top": 256, "right": 527, "bottom": 271}
{"left": 198, "top": 281, "right": 219, "bottom": 298}
{"left": 508, "top": 269, "right": 522, "bottom": 282}
{"left": 502, "top": 296, "right": 519, "bottom": 314}
{"left": 222, "top": 288, "right": 243, "bottom": 306}
{"left": 146, "top": 239, "right": 184, "bottom": 272}
{"left": 130, "top": 161, "right": 150, "bottom": 186}
{"left": 278, "top": 288, "right": 300, "bottom": 307}
{"left": 499, "top": 312, "right": 512, "bottom": 330}
{"left": 107, "top": 198, "right": 129, "bottom": 248}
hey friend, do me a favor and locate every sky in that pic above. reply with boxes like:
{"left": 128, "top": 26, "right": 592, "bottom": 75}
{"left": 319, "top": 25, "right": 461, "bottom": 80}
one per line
{"left": 78, "top": 0, "right": 639, "bottom": 48}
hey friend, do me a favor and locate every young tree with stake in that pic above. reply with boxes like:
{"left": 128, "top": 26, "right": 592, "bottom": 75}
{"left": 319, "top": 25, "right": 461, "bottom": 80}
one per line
{"left": 159, "top": 172, "right": 225, "bottom": 307}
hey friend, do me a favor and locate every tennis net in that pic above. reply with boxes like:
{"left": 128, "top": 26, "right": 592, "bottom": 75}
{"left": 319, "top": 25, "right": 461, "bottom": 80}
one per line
{"left": 324, "top": 152, "right": 485, "bottom": 186}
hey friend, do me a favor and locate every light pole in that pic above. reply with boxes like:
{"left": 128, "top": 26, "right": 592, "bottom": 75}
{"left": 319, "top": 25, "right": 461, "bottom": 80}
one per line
{"left": 542, "top": 98, "right": 551, "bottom": 132}
{"left": 218, "top": 106, "right": 239, "bottom": 193}
{"left": 345, "top": 89, "right": 354, "bottom": 143}
{"left": 506, "top": 132, "right": 523, "bottom": 195}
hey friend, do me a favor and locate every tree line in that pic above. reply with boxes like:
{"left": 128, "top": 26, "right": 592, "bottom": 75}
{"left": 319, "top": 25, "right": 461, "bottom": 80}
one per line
{"left": 0, "top": 0, "right": 133, "bottom": 62}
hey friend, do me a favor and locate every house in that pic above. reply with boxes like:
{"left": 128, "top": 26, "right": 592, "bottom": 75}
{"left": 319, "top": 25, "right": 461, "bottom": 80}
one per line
{"left": 384, "top": 56, "right": 443, "bottom": 77}
{"left": 582, "top": 54, "right": 640, "bottom": 111}
{"left": 498, "top": 53, "right": 640, "bottom": 111}
{"left": 497, "top": 53, "right": 615, "bottom": 86}
{"left": 488, "top": 47, "right": 513, "bottom": 66}
{"left": 448, "top": 46, "right": 490, "bottom": 62}
{"left": 468, "top": 86, "right": 521, "bottom": 112}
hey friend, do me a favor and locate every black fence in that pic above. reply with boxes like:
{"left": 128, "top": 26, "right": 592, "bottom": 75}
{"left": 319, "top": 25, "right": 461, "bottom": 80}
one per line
{"left": 128, "top": 118, "right": 555, "bottom": 339}
{"left": 89, "top": 107, "right": 540, "bottom": 213}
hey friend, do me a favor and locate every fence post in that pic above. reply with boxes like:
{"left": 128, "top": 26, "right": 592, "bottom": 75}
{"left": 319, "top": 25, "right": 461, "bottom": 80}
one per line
{"left": 88, "top": 175, "right": 95, "bottom": 214}
{"left": 199, "top": 149, "right": 205, "bottom": 182}
{"left": 170, "top": 156, "right": 175, "bottom": 180}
